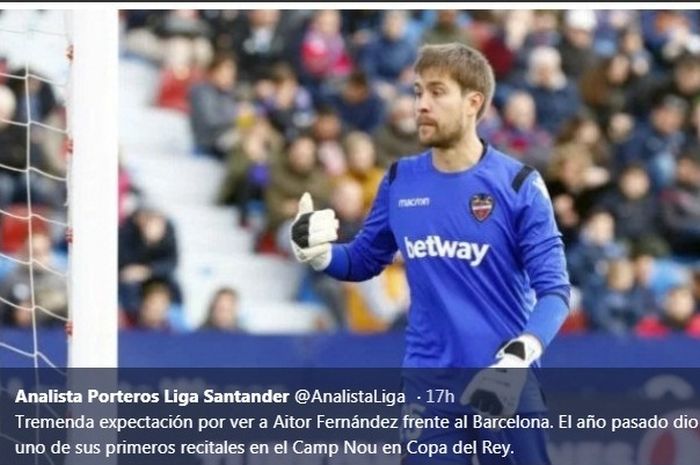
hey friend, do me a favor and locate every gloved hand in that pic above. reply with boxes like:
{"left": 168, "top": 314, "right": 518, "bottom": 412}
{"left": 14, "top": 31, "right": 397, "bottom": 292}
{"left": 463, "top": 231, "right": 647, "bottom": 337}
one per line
{"left": 461, "top": 334, "right": 542, "bottom": 417}
{"left": 290, "top": 192, "right": 338, "bottom": 271}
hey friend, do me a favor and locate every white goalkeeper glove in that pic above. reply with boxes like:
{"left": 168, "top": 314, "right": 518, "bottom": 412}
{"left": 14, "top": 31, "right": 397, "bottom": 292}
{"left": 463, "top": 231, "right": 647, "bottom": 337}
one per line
{"left": 290, "top": 192, "right": 338, "bottom": 271}
{"left": 461, "top": 334, "right": 542, "bottom": 418}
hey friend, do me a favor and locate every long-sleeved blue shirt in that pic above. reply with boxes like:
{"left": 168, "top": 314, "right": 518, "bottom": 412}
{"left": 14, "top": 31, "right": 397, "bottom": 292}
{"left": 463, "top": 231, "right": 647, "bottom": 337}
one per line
{"left": 325, "top": 144, "right": 570, "bottom": 367}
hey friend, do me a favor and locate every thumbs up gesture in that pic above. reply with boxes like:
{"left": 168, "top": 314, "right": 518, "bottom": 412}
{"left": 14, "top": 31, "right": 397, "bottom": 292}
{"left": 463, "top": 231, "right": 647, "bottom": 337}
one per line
{"left": 290, "top": 192, "right": 338, "bottom": 270}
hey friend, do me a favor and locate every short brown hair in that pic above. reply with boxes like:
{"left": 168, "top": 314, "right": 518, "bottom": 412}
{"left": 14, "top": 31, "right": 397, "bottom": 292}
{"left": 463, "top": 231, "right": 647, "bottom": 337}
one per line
{"left": 414, "top": 43, "right": 495, "bottom": 120}
{"left": 207, "top": 52, "right": 236, "bottom": 73}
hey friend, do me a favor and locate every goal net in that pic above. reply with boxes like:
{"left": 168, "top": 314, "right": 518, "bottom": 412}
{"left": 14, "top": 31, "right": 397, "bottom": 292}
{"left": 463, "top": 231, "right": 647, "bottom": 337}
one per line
{"left": 0, "top": 10, "right": 70, "bottom": 370}
{"left": 0, "top": 9, "right": 117, "bottom": 369}
{"left": 1, "top": 9, "right": 118, "bottom": 463}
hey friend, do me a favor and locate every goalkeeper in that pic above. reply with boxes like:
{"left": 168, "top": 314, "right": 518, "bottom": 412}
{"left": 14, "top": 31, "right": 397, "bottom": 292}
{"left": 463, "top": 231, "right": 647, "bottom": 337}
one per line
{"left": 291, "top": 43, "right": 570, "bottom": 465}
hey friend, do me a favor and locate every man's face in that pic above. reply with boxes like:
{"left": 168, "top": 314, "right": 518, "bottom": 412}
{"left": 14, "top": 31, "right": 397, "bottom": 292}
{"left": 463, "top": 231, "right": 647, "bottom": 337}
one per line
{"left": 586, "top": 212, "right": 614, "bottom": 245}
{"left": 140, "top": 290, "right": 171, "bottom": 329}
{"left": 505, "top": 93, "right": 535, "bottom": 130}
{"left": 675, "top": 64, "right": 700, "bottom": 95}
{"left": 383, "top": 12, "right": 406, "bottom": 40}
{"left": 620, "top": 168, "right": 650, "bottom": 200}
{"left": 652, "top": 105, "right": 685, "bottom": 135}
{"left": 413, "top": 69, "right": 479, "bottom": 148}
{"left": 211, "top": 61, "right": 236, "bottom": 90}
{"left": 211, "top": 293, "right": 238, "bottom": 329}
{"left": 288, "top": 137, "right": 316, "bottom": 173}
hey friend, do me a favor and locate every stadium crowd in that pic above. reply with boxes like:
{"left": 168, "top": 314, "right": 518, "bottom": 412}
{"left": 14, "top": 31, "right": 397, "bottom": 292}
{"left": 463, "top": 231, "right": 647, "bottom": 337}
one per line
{"left": 115, "top": 10, "right": 700, "bottom": 337}
{"left": 0, "top": 45, "right": 69, "bottom": 330}
{"left": 111, "top": 9, "right": 700, "bottom": 336}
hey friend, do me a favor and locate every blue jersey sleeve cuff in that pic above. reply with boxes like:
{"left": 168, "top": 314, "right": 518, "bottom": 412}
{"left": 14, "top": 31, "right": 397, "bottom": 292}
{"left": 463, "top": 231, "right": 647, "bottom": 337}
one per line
{"left": 524, "top": 293, "right": 570, "bottom": 349}
{"left": 324, "top": 244, "right": 350, "bottom": 280}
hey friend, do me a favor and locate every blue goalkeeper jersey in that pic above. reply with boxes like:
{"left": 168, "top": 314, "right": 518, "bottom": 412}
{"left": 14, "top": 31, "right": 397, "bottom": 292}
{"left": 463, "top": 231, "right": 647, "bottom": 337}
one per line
{"left": 325, "top": 143, "right": 570, "bottom": 368}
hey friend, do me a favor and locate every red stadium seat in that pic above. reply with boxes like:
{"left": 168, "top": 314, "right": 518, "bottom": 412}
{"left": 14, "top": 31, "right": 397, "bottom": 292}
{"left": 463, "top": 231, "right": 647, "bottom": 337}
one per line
{"left": 559, "top": 307, "right": 589, "bottom": 333}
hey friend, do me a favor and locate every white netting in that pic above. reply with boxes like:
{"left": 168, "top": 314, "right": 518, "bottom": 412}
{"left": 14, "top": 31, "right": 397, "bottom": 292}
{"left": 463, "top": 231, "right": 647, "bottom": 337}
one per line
{"left": 0, "top": 10, "right": 70, "bottom": 371}
{"left": 0, "top": 11, "right": 72, "bottom": 464}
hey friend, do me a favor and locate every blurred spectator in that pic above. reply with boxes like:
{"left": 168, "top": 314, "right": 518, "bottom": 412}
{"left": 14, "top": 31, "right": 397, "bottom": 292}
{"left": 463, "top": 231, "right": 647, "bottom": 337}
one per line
{"left": 546, "top": 143, "right": 609, "bottom": 245}
{"left": 340, "top": 131, "right": 385, "bottom": 212}
{"left": 477, "top": 11, "right": 531, "bottom": 82}
{"left": 373, "top": 94, "right": 422, "bottom": 167}
{"left": 230, "top": 10, "right": 289, "bottom": 84}
{"left": 151, "top": 11, "right": 213, "bottom": 112}
{"left": 616, "top": 93, "right": 688, "bottom": 190}
{"left": 258, "top": 62, "right": 315, "bottom": 141}
{"left": 118, "top": 206, "right": 179, "bottom": 315}
{"left": 422, "top": 10, "right": 471, "bottom": 46}
{"left": 266, "top": 135, "right": 330, "bottom": 241}
{"left": 490, "top": 90, "right": 551, "bottom": 171}
{"left": 476, "top": 103, "right": 503, "bottom": 141}
{"left": 657, "top": 53, "right": 700, "bottom": 109}
{"left": 598, "top": 164, "right": 664, "bottom": 248}
{"left": 0, "top": 85, "right": 24, "bottom": 207}
{"left": 579, "top": 53, "right": 637, "bottom": 128}
{"left": 559, "top": 10, "right": 600, "bottom": 80}
{"left": 636, "top": 284, "right": 700, "bottom": 337}
{"left": 217, "top": 116, "right": 283, "bottom": 228}
{"left": 660, "top": 149, "right": 700, "bottom": 257}
{"left": 6, "top": 70, "right": 66, "bottom": 178}
{"left": 340, "top": 11, "right": 383, "bottom": 45}
{"left": 687, "top": 98, "right": 700, "bottom": 152}
{"left": 359, "top": 11, "right": 416, "bottom": 98}
{"left": 640, "top": 11, "right": 700, "bottom": 64}
{"left": 0, "top": 85, "right": 65, "bottom": 210}
{"left": 617, "top": 26, "right": 653, "bottom": 78}
{"left": 631, "top": 238, "right": 690, "bottom": 308}
{"left": 0, "top": 232, "right": 67, "bottom": 328}
{"left": 631, "top": 52, "right": 700, "bottom": 118}
{"left": 323, "top": 70, "right": 386, "bottom": 133}
{"left": 332, "top": 177, "right": 366, "bottom": 243}
{"left": 528, "top": 10, "right": 561, "bottom": 47}
{"left": 583, "top": 257, "right": 649, "bottom": 334}
{"left": 199, "top": 10, "right": 241, "bottom": 50}
{"left": 566, "top": 209, "right": 626, "bottom": 291}
{"left": 154, "top": 10, "right": 212, "bottom": 67}
{"left": 136, "top": 280, "right": 174, "bottom": 331}
{"left": 592, "top": 11, "right": 637, "bottom": 57}
{"left": 556, "top": 113, "right": 612, "bottom": 167}
{"left": 5, "top": 68, "right": 59, "bottom": 126}
{"left": 311, "top": 106, "right": 346, "bottom": 176}
{"left": 121, "top": 11, "right": 167, "bottom": 62}
{"left": 693, "top": 269, "right": 700, "bottom": 310}
{"left": 522, "top": 46, "right": 581, "bottom": 134}
{"left": 510, "top": 10, "right": 560, "bottom": 76}
{"left": 188, "top": 52, "right": 239, "bottom": 158}
{"left": 299, "top": 10, "right": 352, "bottom": 95}
{"left": 200, "top": 287, "right": 242, "bottom": 331}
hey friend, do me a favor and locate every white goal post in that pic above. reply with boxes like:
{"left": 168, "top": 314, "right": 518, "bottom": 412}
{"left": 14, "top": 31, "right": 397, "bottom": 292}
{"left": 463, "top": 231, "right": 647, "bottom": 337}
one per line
{"left": 68, "top": 9, "right": 118, "bottom": 368}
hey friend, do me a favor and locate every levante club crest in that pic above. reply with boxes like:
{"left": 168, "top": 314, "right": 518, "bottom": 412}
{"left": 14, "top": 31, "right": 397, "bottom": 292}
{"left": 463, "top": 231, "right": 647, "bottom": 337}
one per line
{"left": 470, "top": 194, "right": 494, "bottom": 221}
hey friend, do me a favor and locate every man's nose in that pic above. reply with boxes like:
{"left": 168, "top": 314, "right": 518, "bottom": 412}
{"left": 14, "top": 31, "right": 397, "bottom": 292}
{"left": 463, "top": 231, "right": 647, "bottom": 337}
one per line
{"left": 415, "top": 94, "right": 431, "bottom": 113}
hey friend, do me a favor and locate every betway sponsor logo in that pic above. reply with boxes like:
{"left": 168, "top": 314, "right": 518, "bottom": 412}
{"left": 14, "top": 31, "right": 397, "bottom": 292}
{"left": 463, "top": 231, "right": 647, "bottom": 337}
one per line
{"left": 398, "top": 197, "right": 430, "bottom": 207}
{"left": 404, "top": 236, "right": 490, "bottom": 267}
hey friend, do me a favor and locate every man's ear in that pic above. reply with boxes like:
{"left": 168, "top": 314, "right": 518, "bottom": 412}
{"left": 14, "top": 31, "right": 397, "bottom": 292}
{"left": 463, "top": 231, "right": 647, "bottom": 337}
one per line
{"left": 465, "top": 91, "right": 485, "bottom": 118}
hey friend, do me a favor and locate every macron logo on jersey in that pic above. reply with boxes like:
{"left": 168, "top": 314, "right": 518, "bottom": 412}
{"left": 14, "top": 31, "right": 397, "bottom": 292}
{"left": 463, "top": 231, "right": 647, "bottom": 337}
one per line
{"left": 398, "top": 197, "right": 431, "bottom": 208}
{"left": 404, "top": 236, "right": 490, "bottom": 267}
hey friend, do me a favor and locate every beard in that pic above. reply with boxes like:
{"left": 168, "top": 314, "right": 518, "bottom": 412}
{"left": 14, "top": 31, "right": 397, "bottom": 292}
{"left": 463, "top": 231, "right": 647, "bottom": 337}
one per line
{"left": 417, "top": 119, "right": 465, "bottom": 148}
